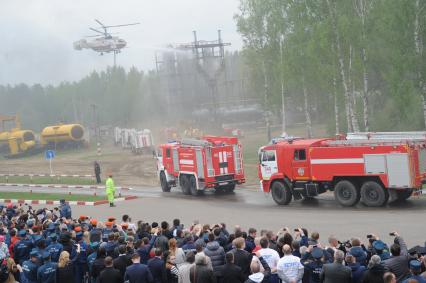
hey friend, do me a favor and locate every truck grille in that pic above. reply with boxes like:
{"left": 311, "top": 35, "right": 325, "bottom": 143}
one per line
{"left": 215, "top": 175, "right": 234, "bottom": 182}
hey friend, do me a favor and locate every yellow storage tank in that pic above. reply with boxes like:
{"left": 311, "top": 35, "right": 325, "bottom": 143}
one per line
{"left": 10, "top": 130, "right": 35, "bottom": 142}
{"left": 0, "top": 131, "right": 10, "bottom": 144}
{"left": 40, "top": 124, "right": 85, "bottom": 145}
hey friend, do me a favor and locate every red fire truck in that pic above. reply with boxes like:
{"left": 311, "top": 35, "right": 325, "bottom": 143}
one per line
{"left": 157, "top": 136, "right": 245, "bottom": 195}
{"left": 258, "top": 132, "right": 426, "bottom": 207}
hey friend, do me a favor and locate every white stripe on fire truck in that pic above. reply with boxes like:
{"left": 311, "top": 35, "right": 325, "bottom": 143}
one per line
{"left": 311, "top": 158, "right": 364, "bottom": 164}
{"left": 179, "top": 159, "right": 194, "bottom": 165}
{"left": 223, "top": 151, "right": 227, "bottom": 162}
{"left": 219, "top": 151, "right": 223, "bottom": 163}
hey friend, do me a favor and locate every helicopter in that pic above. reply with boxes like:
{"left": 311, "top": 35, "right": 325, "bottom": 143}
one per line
{"left": 73, "top": 19, "right": 140, "bottom": 56}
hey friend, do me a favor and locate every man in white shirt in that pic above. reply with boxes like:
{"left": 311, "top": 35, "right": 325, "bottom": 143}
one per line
{"left": 258, "top": 237, "right": 280, "bottom": 283}
{"left": 277, "top": 244, "right": 304, "bottom": 283}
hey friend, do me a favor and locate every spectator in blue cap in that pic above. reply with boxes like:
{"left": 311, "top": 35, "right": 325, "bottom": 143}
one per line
{"left": 402, "top": 260, "right": 426, "bottom": 283}
{"left": 88, "top": 241, "right": 100, "bottom": 275}
{"left": 37, "top": 252, "right": 57, "bottom": 283}
{"left": 372, "top": 240, "right": 390, "bottom": 260}
{"left": 59, "top": 199, "right": 72, "bottom": 219}
{"left": 14, "top": 230, "right": 33, "bottom": 264}
{"left": 46, "top": 233, "right": 63, "bottom": 262}
{"left": 303, "top": 247, "right": 325, "bottom": 283}
{"left": 21, "top": 250, "right": 39, "bottom": 283}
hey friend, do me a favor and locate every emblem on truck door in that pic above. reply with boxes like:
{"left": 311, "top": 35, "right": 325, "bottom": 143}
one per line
{"left": 297, "top": 168, "right": 305, "bottom": 176}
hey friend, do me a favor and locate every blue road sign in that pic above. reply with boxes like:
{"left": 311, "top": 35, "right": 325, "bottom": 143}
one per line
{"left": 45, "top": 150, "right": 55, "bottom": 160}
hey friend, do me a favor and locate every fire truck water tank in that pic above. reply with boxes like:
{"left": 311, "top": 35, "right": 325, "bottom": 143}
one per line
{"left": 41, "top": 124, "right": 84, "bottom": 144}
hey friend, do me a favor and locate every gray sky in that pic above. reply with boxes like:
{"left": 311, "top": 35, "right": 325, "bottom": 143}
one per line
{"left": 0, "top": 0, "right": 242, "bottom": 85}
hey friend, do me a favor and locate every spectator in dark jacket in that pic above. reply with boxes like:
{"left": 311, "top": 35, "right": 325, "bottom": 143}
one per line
{"left": 137, "top": 236, "right": 156, "bottom": 265}
{"left": 346, "top": 254, "right": 366, "bottom": 283}
{"left": 56, "top": 251, "right": 76, "bottom": 283}
{"left": 320, "top": 250, "right": 352, "bottom": 283}
{"left": 204, "top": 233, "right": 225, "bottom": 276}
{"left": 349, "top": 238, "right": 368, "bottom": 266}
{"left": 245, "top": 228, "right": 257, "bottom": 253}
{"left": 222, "top": 252, "right": 245, "bottom": 283}
{"left": 124, "top": 253, "right": 154, "bottom": 283}
{"left": 148, "top": 248, "right": 167, "bottom": 283}
{"left": 232, "top": 237, "right": 253, "bottom": 280}
{"left": 113, "top": 245, "right": 131, "bottom": 279}
{"left": 362, "top": 255, "right": 386, "bottom": 283}
{"left": 383, "top": 233, "right": 410, "bottom": 282}
{"left": 91, "top": 247, "right": 107, "bottom": 282}
{"left": 97, "top": 256, "right": 122, "bottom": 283}
{"left": 190, "top": 254, "right": 216, "bottom": 283}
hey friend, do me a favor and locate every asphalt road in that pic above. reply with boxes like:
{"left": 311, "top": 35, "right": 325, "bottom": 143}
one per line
{"left": 1, "top": 184, "right": 426, "bottom": 247}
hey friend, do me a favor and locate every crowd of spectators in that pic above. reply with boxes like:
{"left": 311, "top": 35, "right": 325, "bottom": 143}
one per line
{"left": 0, "top": 201, "right": 426, "bottom": 283}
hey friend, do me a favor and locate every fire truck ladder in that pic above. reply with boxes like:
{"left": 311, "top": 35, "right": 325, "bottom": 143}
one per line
{"left": 329, "top": 132, "right": 426, "bottom": 146}
{"left": 347, "top": 132, "right": 426, "bottom": 141}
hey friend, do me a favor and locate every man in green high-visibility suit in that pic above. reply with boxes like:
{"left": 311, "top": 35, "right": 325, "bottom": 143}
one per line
{"left": 105, "top": 174, "right": 116, "bottom": 207}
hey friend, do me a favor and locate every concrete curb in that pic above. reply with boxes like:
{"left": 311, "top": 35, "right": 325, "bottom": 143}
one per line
{"left": 0, "top": 173, "right": 94, "bottom": 178}
{"left": 0, "top": 196, "right": 138, "bottom": 206}
{"left": 0, "top": 183, "right": 133, "bottom": 191}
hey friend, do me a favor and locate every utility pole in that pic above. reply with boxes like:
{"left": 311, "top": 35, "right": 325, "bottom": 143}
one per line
{"left": 280, "top": 35, "right": 286, "bottom": 134}
{"left": 91, "top": 104, "right": 101, "bottom": 156}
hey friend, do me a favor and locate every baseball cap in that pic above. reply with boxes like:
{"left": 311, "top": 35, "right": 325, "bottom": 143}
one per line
{"left": 30, "top": 250, "right": 38, "bottom": 257}
{"left": 373, "top": 240, "right": 385, "bottom": 251}
{"left": 312, "top": 247, "right": 323, "bottom": 259}
{"left": 90, "top": 219, "right": 98, "bottom": 225}
{"left": 108, "top": 217, "right": 116, "bottom": 222}
{"left": 42, "top": 252, "right": 51, "bottom": 260}
{"left": 105, "top": 222, "right": 113, "bottom": 227}
{"left": 18, "top": 230, "right": 27, "bottom": 237}
{"left": 409, "top": 259, "right": 421, "bottom": 270}
{"left": 74, "top": 226, "right": 82, "bottom": 232}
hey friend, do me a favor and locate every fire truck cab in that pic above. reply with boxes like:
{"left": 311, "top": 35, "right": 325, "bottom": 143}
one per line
{"left": 259, "top": 133, "right": 426, "bottom": 207}
{"left": 157, "top": 136, "right": 245, "bottom": 196}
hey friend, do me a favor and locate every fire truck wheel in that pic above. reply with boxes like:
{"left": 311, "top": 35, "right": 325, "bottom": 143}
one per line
{"left": 334, "top": 180, "right": 360, "bottom": 207}
{"left": 360, "top": 181, "right": 388, "bottom": 207}
{"left": 224, "top": 184, "right": 236, "bottom": 193}
{"left": 271, "top": 181, "right": 292, "bottom": 205}
{"left": 189, "top": 175, "right": 199, "bottom": 196}
{"left": 180, "top": 175, "right": 191, "bottom": 195}
{"left": 160, "top": 172, "right": 171, "bottom": 192}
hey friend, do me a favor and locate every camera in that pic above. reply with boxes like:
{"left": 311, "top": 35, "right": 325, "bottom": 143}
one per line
{"left": 389, "top": 232, "right": 396, "bottom": 236}
{"left": 367, "top": 234, "right": 373, "bottom": 239}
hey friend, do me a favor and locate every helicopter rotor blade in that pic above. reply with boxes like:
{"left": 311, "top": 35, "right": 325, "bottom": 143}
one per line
{"left": 94, "top": 19, "right": 106, "bottom": 28}
{"left": 104, "top": 22, "right": 140, "bottom": 28}
{"left": 89, "top": 27, "right": 104, "bottom": 34}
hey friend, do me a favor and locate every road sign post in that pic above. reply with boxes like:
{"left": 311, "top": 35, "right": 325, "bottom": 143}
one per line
{"left": 45, "top": 150, "right": 55, "bottom": 175}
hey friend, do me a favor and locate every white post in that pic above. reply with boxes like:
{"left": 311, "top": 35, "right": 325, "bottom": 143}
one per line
{"left": 49, "top": 158, "right": 53, "bottom": 175}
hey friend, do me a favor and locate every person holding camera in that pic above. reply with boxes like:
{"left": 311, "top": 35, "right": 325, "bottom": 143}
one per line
{"left": 383, "top": 232, "right": 410, "bottom": 282}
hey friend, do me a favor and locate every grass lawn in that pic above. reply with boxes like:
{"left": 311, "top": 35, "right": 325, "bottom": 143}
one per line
{"left": 0, "top": 176, "right": 95, "bottom": 185}
{"left": 0, "top": 192, "right": 105, "bottom": 201}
